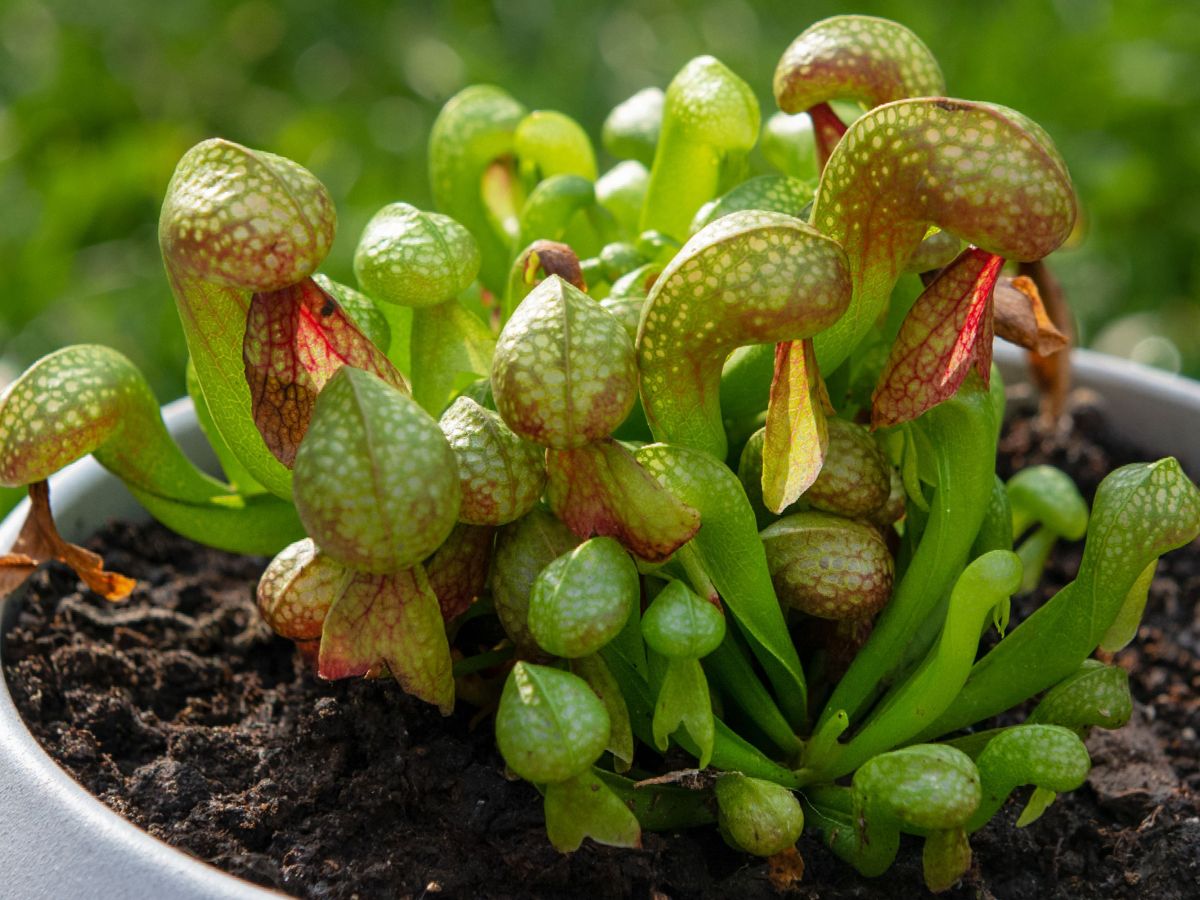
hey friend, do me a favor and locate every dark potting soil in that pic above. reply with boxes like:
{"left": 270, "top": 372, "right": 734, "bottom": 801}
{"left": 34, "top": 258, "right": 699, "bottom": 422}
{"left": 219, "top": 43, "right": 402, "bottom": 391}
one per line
{"left": 4, "top": 389, "right": 1199, "bottom": 900}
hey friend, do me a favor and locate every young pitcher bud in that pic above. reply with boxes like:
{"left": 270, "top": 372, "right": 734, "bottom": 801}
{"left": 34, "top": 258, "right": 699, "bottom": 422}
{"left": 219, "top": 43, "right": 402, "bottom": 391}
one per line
{"left": 257, "top": 538, "right": 349, "bottom": 641}
{"left": 641, "top": 580, "right": 725, "bottom": 660}
{"left": 495, "top": 662, "right": 610, "bottom": 784}
{"left": 492, "top": 275, "right": 639, "bottom": 449}
{"left": 715, "top": 774, "right": 804, "bottom": 857}
{"left": 527, "top": 537, "right": 639, "bottom": 658}
{"left": 803, "top": 418, "right": 892, "bottom": 518}
{"left": 354, "top": 202, "right": 480, "bottom": 307}
{"left": 761, "top": 511, "right": 894, "bottom": 619}
{"left": 491, "top": 508, "right": 580, "bottom": 653}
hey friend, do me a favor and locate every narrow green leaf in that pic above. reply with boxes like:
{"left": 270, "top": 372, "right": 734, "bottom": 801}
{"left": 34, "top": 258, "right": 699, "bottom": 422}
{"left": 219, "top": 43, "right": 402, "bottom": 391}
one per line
{"left": 544, "top": 770, "right": 641, "bottom": 852}
{"left": 640, "top": 56, "right": 759, "bottom": 240}
{"left": 920, "top": 458, "right": 1200, "bottom": 739}
{"left": 636, "top": 442, "right": 808, "bottom": 727}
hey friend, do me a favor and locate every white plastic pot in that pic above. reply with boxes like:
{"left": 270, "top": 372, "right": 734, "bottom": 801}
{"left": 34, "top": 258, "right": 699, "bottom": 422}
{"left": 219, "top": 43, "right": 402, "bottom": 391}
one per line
{"left": 1, "top": 347, "right": 1198, "bottom": 897}
{"left": 0, "top": 399, "right": 277, "bottom": 899}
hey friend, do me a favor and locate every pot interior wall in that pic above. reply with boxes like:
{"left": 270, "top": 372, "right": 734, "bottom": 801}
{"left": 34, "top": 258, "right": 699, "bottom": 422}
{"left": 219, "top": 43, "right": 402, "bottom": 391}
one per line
{"left": 0, "top": 397, "right": 277, "bottom": 899}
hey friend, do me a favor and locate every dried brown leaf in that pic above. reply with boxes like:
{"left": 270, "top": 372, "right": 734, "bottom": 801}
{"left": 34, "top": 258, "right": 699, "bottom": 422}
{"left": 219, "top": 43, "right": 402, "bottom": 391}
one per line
{"left": 994, "top": 274, "right": 1068, "bottom": 356}
{"left": 523, "top": 240, "right": 587, "bottom": 292}
{"left": 0, "top": 482, "right": 135, "bottom": 600}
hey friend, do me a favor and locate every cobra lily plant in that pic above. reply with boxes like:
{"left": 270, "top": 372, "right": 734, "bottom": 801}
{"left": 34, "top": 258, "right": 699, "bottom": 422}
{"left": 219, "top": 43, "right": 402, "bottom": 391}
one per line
{"left": 1, "top": 14, "right": 1197, "bottom": 893}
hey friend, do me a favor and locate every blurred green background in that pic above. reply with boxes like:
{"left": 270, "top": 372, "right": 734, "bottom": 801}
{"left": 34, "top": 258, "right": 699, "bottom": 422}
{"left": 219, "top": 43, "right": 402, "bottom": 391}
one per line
{"left": 3, "top": 0, "right": 1199, "bottom": 402}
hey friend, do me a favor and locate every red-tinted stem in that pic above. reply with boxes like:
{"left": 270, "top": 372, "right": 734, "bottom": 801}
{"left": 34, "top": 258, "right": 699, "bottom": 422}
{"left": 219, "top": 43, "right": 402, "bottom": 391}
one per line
{"left": 808, "top": 103, "right": 847, "bottom": 173}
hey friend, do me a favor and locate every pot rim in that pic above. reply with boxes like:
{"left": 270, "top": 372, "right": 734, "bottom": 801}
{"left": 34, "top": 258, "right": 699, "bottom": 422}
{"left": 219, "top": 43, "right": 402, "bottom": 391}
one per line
{"left": 0, "top": 347, "right": 1197, "bottom": 896}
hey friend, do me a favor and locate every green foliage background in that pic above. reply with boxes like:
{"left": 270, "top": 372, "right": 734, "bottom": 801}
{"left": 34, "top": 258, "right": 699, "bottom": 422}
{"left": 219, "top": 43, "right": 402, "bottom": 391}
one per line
{"left": 2, "top": 0, "right": 1198, "bottom": 401}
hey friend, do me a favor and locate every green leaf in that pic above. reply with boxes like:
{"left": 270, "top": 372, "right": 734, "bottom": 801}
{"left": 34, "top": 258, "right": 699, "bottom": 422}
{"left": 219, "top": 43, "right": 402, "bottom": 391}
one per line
{"left": 602, "top": 87, "right": 663, "bottom": 167}
{"left": 0, "top": 345, "right": 304, "bottom": 555}
{"left": 544, "top": 769, "right": 641, "bottom": 852}
{"left": 817, "top": 381, "right": 997, "bottom": 732}
{"left": 810, "top": 99, "right": 1077, "bottom": 373}
{"left": 160, "top": 139, "right": 337, "bottom": 499}
{"left": 689, "top": 174, "right": 815, "bottom": 234}
{"left": 515, "top": 109, "right": 597, "bottom": 182}
{"left": 848, "top": 744, "right": 981, "bottom": 877}
{"left": 595, "top": 161, "right": 650, "bottom": 236}
{"left": 636, "top": 442, "right": 808, "bottom": 728}
{"left": 920, "top": 458, "right": 1200, "bottom": 739}
{"left": 774, "top": 15, "right": 944, "bottom": 116}
{"left": 811, "top": 550, "right": 1022, "bottom": 779}
{"left": 966, "top": 724, "right": 1089, "bottom": 832}
{"left": 187, "top": 356, "right": 264, "bottom": 496}
{"left": 495, "top": 662, "right": 610, "bottom": 784}
{"left": 428, "top": 85, "right": 527, "bottom": 293}
{"left": 600, "top": 262, "right": 660, "bottom": 341}
{"left": 640, "top": 56, "right": 760, "bottom": 240}
{"left": 1016, "top": 787, "right": 1059, "bottom": 828}
{"left": 652, "top": 657, "right": 714, "bottom": 768}
{"left": 511, "top": 175, "right": 604, "bottom": 279}
{"left": 1008, "top": 464, "right": 1089, "bottom": 539}
{"left": 593, "top": 769, "right": 714, "bottom": 830}
{"left": 970, "top": 475, "right": 1014, "bottom": 559}
{"left": 922, "top": 827, "right": 971, "bottom": 893}
{"left": 1027, "top": 660, "right": 1133, "bottom": 732}
{"left": 760, "top": 112, "right": 818, "bottom": 181}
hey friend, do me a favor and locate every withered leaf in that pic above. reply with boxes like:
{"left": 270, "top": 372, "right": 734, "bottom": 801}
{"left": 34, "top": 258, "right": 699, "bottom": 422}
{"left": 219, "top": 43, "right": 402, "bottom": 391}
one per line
{"left": 522, "top": 239, "right": 587, "bottom": 291}
{"left": 0, "top": 482, "right": 135, "bottom": 600}
{"left": 768, "top": 847, "right": 806, "bottom": 891}
{"left": 994, "top": 274, "right": 1068, "bottom": 356}
{"left": 1018, "top": 259, "right": 1074, "bottom": 422}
